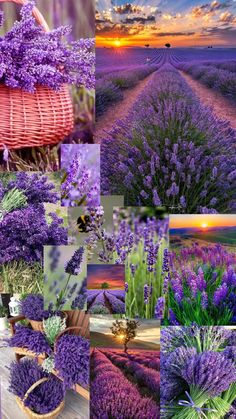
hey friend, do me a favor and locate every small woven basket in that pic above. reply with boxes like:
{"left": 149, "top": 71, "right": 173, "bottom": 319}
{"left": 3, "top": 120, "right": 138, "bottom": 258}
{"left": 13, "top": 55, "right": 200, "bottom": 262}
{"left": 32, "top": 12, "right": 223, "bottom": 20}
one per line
{"left": 16, "top": 377, "right": 65, "bottom": 419}
{"left": 0, "top": 0, "right": 74, "bottom": 150}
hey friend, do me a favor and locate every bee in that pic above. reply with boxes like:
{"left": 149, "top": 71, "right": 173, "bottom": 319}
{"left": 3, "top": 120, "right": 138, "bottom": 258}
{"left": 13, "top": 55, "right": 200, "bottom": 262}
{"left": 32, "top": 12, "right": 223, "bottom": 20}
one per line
{"left": 77, "top": 215, "right": 91, "bottom": 233}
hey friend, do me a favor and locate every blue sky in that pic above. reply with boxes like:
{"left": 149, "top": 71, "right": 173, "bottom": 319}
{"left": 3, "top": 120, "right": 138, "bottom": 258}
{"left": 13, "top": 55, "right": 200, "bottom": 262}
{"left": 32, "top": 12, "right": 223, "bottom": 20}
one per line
{"left": 96, "top": 0, "right": 236, "bottom": 46}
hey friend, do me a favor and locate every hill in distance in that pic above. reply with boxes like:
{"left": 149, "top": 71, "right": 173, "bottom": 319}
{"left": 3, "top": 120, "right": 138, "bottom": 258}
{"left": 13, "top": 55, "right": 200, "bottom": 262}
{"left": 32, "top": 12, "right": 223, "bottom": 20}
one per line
{"left": 170, "top": 226, "right": 236, "bottom": 246}
{"left": 90, "top": 331, "right": 160, "bottom": 350}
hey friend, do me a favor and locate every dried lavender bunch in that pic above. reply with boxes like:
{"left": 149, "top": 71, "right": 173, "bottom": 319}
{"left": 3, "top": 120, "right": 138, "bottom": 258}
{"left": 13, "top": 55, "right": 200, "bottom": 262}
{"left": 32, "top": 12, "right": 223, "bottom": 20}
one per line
{"left": 61, "top": 145, "right": 100, "bottom": 207}
{"left": 0, "top": 2, "right": 95, "bottom": 92}
{"left": 55, "top": 334, "right": 89, "bottom": 388}
{"left": 9, "top": 359, "right": 64, "bottom": 414}
{"left": 7, "top": 324, "right": 52, "bottom": 355}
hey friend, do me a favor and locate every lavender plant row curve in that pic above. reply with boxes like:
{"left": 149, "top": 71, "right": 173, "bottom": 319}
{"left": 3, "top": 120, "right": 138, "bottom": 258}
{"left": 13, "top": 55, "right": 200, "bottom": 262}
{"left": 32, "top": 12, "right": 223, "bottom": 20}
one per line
{"left": 90, "top": 349, "right": 160, "bottom": 419}
{"left": 101, "top": 65, "right": 236, "bottom": 213}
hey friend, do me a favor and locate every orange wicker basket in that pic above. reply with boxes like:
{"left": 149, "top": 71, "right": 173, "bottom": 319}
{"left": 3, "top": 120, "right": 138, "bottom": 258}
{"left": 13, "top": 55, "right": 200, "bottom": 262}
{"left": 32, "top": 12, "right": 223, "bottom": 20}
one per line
{"left": 0, "top": 0, "right": 74, "bottom": 150}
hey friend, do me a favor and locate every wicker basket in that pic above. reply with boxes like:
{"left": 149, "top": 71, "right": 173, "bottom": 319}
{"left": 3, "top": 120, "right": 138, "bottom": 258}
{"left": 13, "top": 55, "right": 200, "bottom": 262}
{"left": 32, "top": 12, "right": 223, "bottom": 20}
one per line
{"left": 0, "top": 0, "right": 74, "bottom": 150}
{"left": 29, "top": 311, "right": 68, "bottom": 332}
{"left": 16, "top": 377, "right": 65, "bottom": 418}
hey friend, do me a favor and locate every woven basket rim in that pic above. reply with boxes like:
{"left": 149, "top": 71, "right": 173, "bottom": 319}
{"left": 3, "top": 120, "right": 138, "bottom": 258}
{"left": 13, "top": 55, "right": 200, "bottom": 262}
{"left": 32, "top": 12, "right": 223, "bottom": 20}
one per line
{"left": 16, "top": 396, "right": 65, "bottom": 418}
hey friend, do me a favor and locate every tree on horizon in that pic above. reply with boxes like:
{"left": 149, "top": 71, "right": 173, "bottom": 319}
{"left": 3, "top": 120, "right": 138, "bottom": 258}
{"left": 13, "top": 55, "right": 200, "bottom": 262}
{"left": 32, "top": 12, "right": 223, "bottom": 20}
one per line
{"left": 110, "top": 319, "right": 140, "bottom": 352}
{"left": 165, "top": 43, "right": 171, "bottom": 48}
{"left": 101, "top": 282, "right": 109, "bottom": 289}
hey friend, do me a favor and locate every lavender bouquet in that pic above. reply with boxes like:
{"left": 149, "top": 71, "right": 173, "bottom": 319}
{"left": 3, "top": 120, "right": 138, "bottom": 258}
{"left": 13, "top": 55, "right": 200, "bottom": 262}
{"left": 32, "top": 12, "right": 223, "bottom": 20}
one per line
{"left": 61, "top": 144, "right": 100, "bottom": 207}
{"left": 165, "top": 244, "right": 236, "bottom": 325}
{"left": 0, "top": 173, "right": 67, "bottom": 265}
{"left": 0, "top": 1, "right": 95, "bottom": 92}
{"left": 161, "top": 326, "right": 236, "bottom": 418}
{"left": 9, "top": 359, "right": 64, "bottom": 414}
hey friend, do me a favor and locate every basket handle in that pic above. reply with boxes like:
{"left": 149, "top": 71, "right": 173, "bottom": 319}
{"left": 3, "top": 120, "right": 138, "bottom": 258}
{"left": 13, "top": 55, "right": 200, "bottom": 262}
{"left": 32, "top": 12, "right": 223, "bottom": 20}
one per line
{"left": 0, "top": 0, "right": 50, "bottom": 32}
{"left": 54, "top": 326, "right": 82, "bottom": 352}
{"left": 23, "top": 377, "right": 48, "bottom": 403}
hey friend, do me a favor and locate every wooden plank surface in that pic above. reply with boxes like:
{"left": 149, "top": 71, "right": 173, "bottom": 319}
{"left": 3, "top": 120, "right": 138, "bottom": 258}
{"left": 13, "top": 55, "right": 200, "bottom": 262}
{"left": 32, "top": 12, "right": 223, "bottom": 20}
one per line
{"left": 0, "top": 336, "right": 89, "bottom": 419}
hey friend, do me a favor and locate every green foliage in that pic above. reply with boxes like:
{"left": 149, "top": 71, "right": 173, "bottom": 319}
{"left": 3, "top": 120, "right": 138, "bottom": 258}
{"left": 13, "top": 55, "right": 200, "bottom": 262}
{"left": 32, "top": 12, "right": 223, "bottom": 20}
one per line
{"left": 43, "top": 315, "right": 66, "bottom": 346}
{"left": 0, "top": 187, "right": 27, "bottom": 220}
{"left": 0, "top": 305, "right": 7, "bottom": 317}
{"left": 42, "top": 355, "right": 55, "bottom": 373}
{"left": 89, "top": 305, "right": 110, "bottom": 314}
{"left": 101, "top": 282, "right": 109, "bottom": 289}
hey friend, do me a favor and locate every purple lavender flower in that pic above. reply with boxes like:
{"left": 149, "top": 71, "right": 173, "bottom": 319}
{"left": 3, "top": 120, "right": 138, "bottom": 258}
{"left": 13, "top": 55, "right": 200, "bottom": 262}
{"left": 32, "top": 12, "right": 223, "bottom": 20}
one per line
{"left": 65, "top": 247, "right": 84, "bottom": 275}
{"left": 7, "top": 325, "right": 52, "bottom": 355}
{"left": 143, "top": 284, "right": 149, "bottom": 304}
{"left": 9, "top": 359, "right": 64, "bottom": 414}
{"left": 213, "top": 283, "right": 229, "bottom": 306}
{"left": 0, "top": 2, "right": 95, "bottom": 92}
{"left": 182, "top": 351, "right": 236, "bottom": 397}
{"left": 21, "top": 295, "right": 51, "bottom": 321}
{"left": 155, "top": 297, "right": 165, "bottom": 319}
{"left": 55, "top": 334, "right": 89, "bottom": 388}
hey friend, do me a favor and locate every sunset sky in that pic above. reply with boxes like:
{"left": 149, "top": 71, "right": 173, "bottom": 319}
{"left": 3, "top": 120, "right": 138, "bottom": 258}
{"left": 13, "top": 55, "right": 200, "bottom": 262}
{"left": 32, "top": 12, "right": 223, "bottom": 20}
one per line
{"left": 96, "top": 0, "right": 236, "bottom": 47}
{"left": 170, "top": 214, "right": 236, "bottom": 229}
{"left": 87, "top": 265, "right": 125, "bottom": 289}
{"left": 90, "top": 316, "right": 160, "bottom": 343}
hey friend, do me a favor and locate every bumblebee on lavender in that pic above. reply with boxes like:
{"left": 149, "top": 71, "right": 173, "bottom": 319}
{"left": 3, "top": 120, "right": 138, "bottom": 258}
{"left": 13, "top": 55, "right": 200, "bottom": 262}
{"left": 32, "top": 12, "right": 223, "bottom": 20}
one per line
{"left": 77, "top": 215, "right": 91, "bottom": 233}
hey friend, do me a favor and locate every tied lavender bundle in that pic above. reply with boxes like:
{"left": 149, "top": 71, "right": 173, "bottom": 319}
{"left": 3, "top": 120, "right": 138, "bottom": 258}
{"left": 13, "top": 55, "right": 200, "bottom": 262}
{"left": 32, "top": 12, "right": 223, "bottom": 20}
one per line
{"left": 9, "top": 359, "right": 64, "bottom": 414}
{"left": 61, "top": 145, "right": 100, "bottom": 207}
{"left": 7, "top": 324, "right": 52, "bottom": 355}
{"left": 160, "top": 326, "right": 236, "bottom": 418}
{"left": 0, "top": 1, "right": 95, "bottom": 92}
{"left": 55, "top": 334, "right": 89, "bottom": 388}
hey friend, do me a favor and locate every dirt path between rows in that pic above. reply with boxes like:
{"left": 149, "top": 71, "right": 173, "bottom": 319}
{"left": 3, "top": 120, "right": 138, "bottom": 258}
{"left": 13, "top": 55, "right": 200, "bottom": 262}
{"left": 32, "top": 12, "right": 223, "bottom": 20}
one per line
{"left": 180, "top": 71, "right": 236, "bottom": 130}
{"left": 95, "top": 71, "right": 156, "bottom": 143}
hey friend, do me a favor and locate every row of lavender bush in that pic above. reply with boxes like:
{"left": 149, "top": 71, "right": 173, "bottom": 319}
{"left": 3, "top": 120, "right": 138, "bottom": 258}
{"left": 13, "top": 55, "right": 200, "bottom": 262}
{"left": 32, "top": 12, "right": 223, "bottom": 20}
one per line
{"left": 177, "top": 62, "right": 236, "bottom": 100}
{"left": 101, "top": 65, "right": 236, "bottom": 213}
{"left": 96, "top": 64, "right": 158, "bottom": 117}
{"left": 90, "top": 349, "right": 159, "bottom": 418}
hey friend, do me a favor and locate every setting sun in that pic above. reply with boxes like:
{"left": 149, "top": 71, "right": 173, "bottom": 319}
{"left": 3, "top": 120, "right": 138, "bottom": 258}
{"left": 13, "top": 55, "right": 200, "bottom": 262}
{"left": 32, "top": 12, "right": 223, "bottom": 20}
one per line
{"left": 114, "top": 39, "right": 121, "bottom": 48}
{"left": 118, "top": 334, "right": 125, "bottom": 340}
{"left": 201, "top": 223, "right": 208, "bottom": 229}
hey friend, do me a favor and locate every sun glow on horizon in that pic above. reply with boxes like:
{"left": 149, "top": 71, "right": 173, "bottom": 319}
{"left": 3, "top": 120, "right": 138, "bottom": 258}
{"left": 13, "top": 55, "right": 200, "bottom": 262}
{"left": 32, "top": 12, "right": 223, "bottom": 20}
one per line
{"left": 201, "top": 223, "right": 208, "bottom": 229}
{"left": 170, "top": 215, "right": 236, "bottom": 229}
{"left": 114, "top": 39, "right": 122, "bottom": 48}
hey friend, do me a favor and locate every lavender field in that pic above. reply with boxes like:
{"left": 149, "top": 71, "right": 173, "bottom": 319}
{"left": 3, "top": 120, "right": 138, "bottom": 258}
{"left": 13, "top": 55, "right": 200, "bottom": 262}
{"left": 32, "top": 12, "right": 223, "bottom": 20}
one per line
{"left": 98, "top": 47, "right": 236, "bottom": 213}
{"left": 87, "top": 289, "right": 125, "bottom": 314}
{"left": 90, "top": 348, "right": 160, "bottom": 418}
